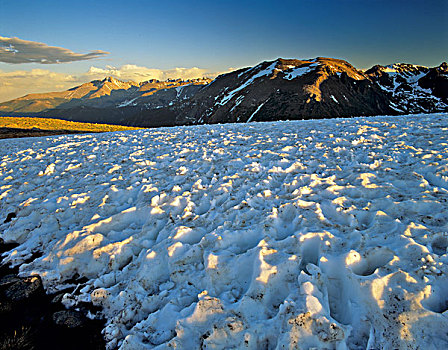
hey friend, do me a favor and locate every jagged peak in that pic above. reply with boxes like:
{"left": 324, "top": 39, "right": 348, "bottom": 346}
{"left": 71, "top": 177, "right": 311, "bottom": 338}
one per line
{"left": 102, "top": 76, "right": 116, "bottom": 83}
{"left": 101, "top": 76, "right": 137, "bottom": 86}
{"left": 437, "top": 62, "right": 447, "bottom": 72}
{"left": 272, "top": 57, "right": 361, "bottom": 73}
{"left": 392, "top": 63, "right": 428, "bottom": 68}
{"left": 366, "top": 63, "right": 429, "bottom": 76}
{"left": 230, "top": 56, "right": 367, "bottom": 85}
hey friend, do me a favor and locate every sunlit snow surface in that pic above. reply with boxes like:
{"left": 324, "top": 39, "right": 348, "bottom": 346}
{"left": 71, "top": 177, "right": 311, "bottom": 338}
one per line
{"left": 1, "top": 114, "right": 448, "bottom": 349}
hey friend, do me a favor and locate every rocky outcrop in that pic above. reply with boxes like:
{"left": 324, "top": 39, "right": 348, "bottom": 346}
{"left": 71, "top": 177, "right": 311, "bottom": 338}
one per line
{"left": 0, "top": 239, "right": 105, "bottom": 350}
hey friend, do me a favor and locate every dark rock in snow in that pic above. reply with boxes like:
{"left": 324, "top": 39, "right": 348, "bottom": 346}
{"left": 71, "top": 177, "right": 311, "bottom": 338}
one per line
{"left": 2, "top": 275, "right": 44, "bottom": 302}
{"left": 0, "top": 239, "right": 106, "bottom": 349}
{"left": 52, "top": 310, "right": 87, "bottom": 328}
{"left": 4, "top": 213, "right": 16, "bottom": 223}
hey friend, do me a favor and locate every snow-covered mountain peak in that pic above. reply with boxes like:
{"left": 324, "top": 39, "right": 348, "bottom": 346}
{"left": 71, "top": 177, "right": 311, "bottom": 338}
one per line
{"left": 235, "top": 58, "right": 320, "bottom": 82}
{"left": 387, "top": 63, "right": 428, "bottom": 72}
{"left": 239, "top": 57, "right": 365, "bottom": 82}
{"left": 366, "top": 63, "right": 429, "bottom": 78}
{"left": 102, "top": 76, "right": 118, "bottom": 83}
{"left": 180, "top": 57, "right": 389, "bottom": 125}
{"left": 436, "top": 62, "right": 448, "bottom": 74}
{"left": 366, "top": 61, "right": 448, "bottom": 114}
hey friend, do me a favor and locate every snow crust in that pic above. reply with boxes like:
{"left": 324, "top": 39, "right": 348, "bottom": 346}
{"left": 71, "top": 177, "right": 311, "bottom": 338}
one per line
{"left": 1, "top": 114, "right": 448, "bottom": 349}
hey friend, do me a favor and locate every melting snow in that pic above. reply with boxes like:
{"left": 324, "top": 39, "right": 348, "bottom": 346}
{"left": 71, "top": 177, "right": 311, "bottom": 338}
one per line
{"left": 1, "top": 113, "right": 448, "bottom": 349}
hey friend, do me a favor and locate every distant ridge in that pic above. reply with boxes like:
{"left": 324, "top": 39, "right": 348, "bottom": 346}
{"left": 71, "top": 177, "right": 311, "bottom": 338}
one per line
{"left": 1, "top": 58, "right": 447, "bottom": 127}
{"left": 0, "top": 116, "right": 139, "bottom": 139}
{"left": 0, "top": 77, "right": 210, "bottom": 114}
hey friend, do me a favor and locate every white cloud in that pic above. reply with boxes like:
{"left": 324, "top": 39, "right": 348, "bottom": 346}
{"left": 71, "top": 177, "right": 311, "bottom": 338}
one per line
{"left": 0, "top": 64, "right": 231, "bottom": 103}
{"left": 82, "top": 64, "right": 219, "bottom": 82}
{"left": 0, "top": 69, "right": 78, "bottom": 102}
{"left": 0, "top": 36, "right": 109, "bottom": 64}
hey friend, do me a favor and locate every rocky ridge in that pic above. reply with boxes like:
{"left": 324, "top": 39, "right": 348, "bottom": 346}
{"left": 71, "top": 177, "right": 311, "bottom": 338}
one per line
{"left": 175, "top": 57, "right": 393, "bottom": 124}
{"left": 1, "top": 58, "right": 447, "bottom": 127}
{"left": 365, "top": 62, "right": 448, "bottom": 114}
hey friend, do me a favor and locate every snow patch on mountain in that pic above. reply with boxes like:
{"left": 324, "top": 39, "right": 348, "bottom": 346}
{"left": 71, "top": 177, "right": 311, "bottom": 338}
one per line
{"left": 117, "top": 97, "right": 139, "bottom": 108}
{"left": 246, "top": 101, "right": 267, "bottom": 122}
{"left": 283, "top": 63, "right": 318, "bottom": 80}
{"left": 369, "top": 64, "right": 448, "bottom": 113}
{"left": 218, "top": 62, "right": 278, "bottom": 106}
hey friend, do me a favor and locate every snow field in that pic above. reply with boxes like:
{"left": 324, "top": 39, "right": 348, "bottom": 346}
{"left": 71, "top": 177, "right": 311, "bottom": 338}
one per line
{"left": 1, "top": 114, "right": 448, "bottom": 349}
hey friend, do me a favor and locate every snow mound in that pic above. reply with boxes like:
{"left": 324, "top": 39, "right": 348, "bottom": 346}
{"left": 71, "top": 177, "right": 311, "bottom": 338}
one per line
{"left": 1, "top": 113, "right": 448, "bottom": 349}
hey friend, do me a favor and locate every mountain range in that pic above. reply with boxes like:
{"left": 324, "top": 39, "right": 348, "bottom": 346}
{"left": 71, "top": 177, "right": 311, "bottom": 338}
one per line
{"left": 1, "top": 57, "right": 447, "bottom": 127}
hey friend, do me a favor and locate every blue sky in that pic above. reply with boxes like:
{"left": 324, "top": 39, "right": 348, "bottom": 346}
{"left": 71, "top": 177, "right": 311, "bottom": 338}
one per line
{"left": 0, "top": 0, "right": 447, "bottom": 101}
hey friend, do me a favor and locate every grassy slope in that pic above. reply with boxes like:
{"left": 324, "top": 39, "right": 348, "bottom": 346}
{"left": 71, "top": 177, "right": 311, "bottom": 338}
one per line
{"left": 0, "top": 117, "right": 141, "bottom": 139}
{"left": 0, "top": 116, "right": 140, "bottom": 133}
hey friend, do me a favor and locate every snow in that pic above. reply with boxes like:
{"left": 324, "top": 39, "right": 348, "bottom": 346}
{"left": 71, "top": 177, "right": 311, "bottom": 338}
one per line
{"left": 218, "top": 62, "right": 278, "bottom": 106}
{"left": 389, "top": 101, "right": 403, "bottom": 112}
{"left": 229, "top": 95, "right": 245, "bottom": 113}
{"left": 117, "top": 97, "right": 139, "bottom": 108}
{"left": 246, "top": 101, "right": 266, "bottom": 123}
{"left": 330, "top": 95, "right": 339, "bottom": 104}
{"left": 1, "top": 113, "right": 448, "bottom": 349}
{"left": 237, "top": 65, "right": 258, "bottom": 78}
{"left": 175, "top": 84, "right": 191, "bottom": 99}
{"left": 283, "top": 63, "right": 318, "bottom": 80}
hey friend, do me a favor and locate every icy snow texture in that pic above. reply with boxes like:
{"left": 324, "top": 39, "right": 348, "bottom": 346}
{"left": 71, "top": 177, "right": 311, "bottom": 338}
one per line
{"left": 1, "top": 114, "right": 448, "bottom": 349}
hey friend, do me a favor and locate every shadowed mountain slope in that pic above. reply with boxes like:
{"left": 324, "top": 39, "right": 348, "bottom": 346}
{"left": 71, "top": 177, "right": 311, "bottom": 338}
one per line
{"left": 0, "top": 77, "right": 210, "bottom": 115}
{"left": 1, "top": 58, "right": 447, "bottom": 127}
{"left": 175, "top": 58, "right": 395, "bottom": 125}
